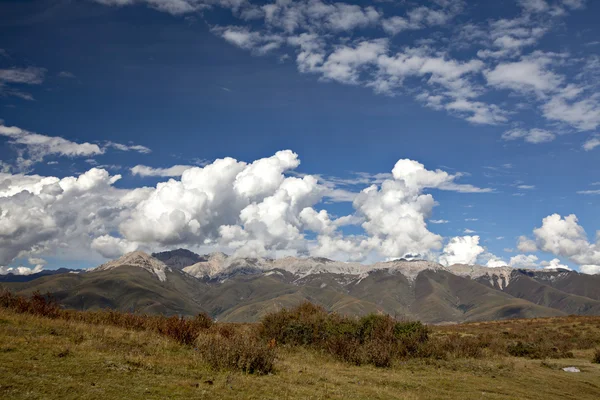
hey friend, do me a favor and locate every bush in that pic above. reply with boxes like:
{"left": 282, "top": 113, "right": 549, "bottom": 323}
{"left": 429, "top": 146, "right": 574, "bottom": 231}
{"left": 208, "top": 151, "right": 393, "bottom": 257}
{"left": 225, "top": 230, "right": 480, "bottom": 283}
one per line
{"left": 592, "top": 349, "right": 600, "bottom": 364}
{"left": 0, "top": 290, "right": 212, "bottom": 346}
{"left": 0, "top": 291, "right": 61, "bottom": 318}
{"left": 196, "top": 330, "right": 275, "bottom": 374}
{"left": 157, "top": 314, "right": 212, "bottom": 345}
{"left": 259, "top": 302, "right": 429, "bottom": 367}
{"left": 506, "top": 341, "right": 573, "bottom": 359}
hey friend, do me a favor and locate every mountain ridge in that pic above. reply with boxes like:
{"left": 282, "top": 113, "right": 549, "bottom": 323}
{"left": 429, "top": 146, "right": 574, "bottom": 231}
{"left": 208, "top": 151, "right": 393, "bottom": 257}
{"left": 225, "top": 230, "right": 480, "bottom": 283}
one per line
{"left": 1, "top": 249, "right": 597, "bottom": 323}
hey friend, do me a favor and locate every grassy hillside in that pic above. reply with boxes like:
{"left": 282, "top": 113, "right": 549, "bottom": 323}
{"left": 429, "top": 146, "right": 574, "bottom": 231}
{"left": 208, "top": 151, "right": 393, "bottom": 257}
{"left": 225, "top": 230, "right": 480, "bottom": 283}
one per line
{"left": 504, "top": 273, "right": 600, "bottom": 315}
{"left": 2, "top": 293, "right": 600, "bottom": 399}
{"left": 2, "top": 308, "right": 600, "bottom": 399}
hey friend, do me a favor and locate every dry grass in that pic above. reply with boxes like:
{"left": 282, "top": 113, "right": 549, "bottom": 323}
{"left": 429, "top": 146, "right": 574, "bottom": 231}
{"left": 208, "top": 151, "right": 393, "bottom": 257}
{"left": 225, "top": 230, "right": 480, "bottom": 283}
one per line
{"left": 431, "top": 316, "right": 600, "bottom": 360}
{"left": 2, "top": 307, "right": 600, "bottom": 399}
{"left": 0, "top": 290, "right": 213, "bottom": 346}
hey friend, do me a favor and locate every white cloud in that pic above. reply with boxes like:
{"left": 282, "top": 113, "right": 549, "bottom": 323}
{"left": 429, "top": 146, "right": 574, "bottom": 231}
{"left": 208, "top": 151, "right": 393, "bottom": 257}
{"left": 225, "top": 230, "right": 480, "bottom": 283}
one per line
{"left": 214, "top": 26, "right": 284, "bottom": 54}
{"left": 439, "top": 235, "right": 485, "bottom": 266}
{"left": 0, "top": 67, "right": 46, "bottom": 85}
{"left": 561, "top": 0, "right": 586, "bottom": 10}
{"left": 0, "top": 168, "right": 124, "bottom": 266}
{"left": 517, "top": 235, "right": 538, "bottom": 252}
{"left": 580, "top": 264, "right": 600, "bottom": 274}
{"left": 430, "top": 219, "right": 449, "bottom": 224}
{"left": 28, "top": 257, "right": 47, "bottom": 266}
{"left": 485, "top": 58, "right": 562, "bottom": 94}
{"left": 0, "top": 124, "right": 103, "bottom": 171}
{"left": 519, "top": 214, "right": 600, "bottom": 267}
{"left": 542, "top": 92, "right": 600, "bottom": 131}
{"left": 87, "top": 0, "right": 593, "bottom": 132}
{"left": 0, "top": 149, "right": 490, "bottom": 265}
{"left": 502, "top": 128, "right": 555, "bottom": 144}
{"left": 583, "top": 136, "right": 600, "bottom": 151}
{"left": 0, "top": 66, "right": 47, "bottom": 101}
{"left": 486, "top": 258, "right": 507, "bottom": 268}
{"left": 58, "top": 71, "right": 76, "bottom": 79}
{"left": 93, "top": 0, "right": 206, "bottom": 15}
{"left": 0, "top": 264, "right": 44, "bottom": 276}
{"left": 382, "top": 3, "right": 463, "bottom": 35}
{"left": 131, "top": 164, "right": 194, "bottom": 177}
{"left": 509, "top": 254, "right": 539, "bottom": 268}
{"left": 542, "top": 258, "right": 571, "bottom": 270}
{"left": 91, "top": 235, "right": 138, "bottom": 258}
{"left": 577, "top": 189, "right": 600, "bottom": 195}
{"left": 106, "top": 141, "right": 152, "bottom": 154}
{"left": 518, "top": 0, "right": 549, "bottom": 13}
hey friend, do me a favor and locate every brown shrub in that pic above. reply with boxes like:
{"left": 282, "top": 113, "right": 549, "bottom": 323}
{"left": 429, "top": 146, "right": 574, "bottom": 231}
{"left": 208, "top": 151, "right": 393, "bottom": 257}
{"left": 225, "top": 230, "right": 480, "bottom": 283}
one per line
{"left": 0, "top": 290, "right": 61, "bottom": 318}
{"left": 196, "top": 331, "right": 275, "bottom": 374}
{"left": 259, "top": 302, "right": 429, "bottom": 367}
{"left": 0, "top": 290, "right": 212, "bottom": 346}
{"left": 592, "top": 349, "right": 600, "bottom": 364}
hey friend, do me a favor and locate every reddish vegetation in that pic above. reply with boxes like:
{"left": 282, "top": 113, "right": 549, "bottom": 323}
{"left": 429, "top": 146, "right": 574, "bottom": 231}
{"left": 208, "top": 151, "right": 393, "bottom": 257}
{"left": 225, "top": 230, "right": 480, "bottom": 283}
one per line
{"left": 3, "top": 291, "right": 600, "bottom": 373}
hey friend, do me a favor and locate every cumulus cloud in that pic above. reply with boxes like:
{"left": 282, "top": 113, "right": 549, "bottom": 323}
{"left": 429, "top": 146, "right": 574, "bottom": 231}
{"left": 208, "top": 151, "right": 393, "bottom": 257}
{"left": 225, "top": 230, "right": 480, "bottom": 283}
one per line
{"left": 0, "top": 168, "right": 124, "bottom": 266}
{"left": 486, "top": 257, "right": 507, "bottom": 268}
{"left": 91, "top": 235, "right": 138, "bottom": 258}
{"left": 518, "top": 214, "right": 600, "bottom": 267}
{"left": 0, "top": 149, "right": 489, "bottom": 265}
{"left": 541, "top": 258, "right": 571, "bottom": 270}
{"left": 0, "top": 264, "right": 44, "bottom": 275}
{"left": 439, "top": 235, "right": 485, "bottom": 266}
{"left": 580, "top": 264, "right": 600, "bottom": 274}
{"left": 509, "top": 254, "right": 539, "bottom": 268}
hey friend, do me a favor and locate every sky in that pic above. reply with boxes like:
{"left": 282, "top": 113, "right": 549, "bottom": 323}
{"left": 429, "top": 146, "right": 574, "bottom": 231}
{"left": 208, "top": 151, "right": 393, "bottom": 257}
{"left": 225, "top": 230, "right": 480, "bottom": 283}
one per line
{"left": 0, "top": 0, "right": 599, "bottom": 275}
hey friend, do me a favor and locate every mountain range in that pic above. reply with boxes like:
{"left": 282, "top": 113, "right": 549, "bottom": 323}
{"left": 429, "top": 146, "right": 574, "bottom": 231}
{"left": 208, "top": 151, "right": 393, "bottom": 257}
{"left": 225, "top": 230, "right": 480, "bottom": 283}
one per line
{"left": 2, "top": 249, "right": 600, "bottom": 323}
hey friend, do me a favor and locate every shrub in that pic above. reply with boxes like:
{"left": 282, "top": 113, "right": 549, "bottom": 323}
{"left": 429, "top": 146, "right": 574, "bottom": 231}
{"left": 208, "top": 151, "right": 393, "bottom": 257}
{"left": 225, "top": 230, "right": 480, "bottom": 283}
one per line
{"left": 592, "top": 349, "right": 600, "bottom": 364}
{"left": 196, "top": 330, "right": 275, "bottom": 374}
{"left": 259, "top": 302, "right": 429, "bottom": 367}
{"left": 506, "top": 341, "right": 573, "bottom": 359}
{"left": 157, "top": 314, "right": 212, "bottom": 346}
{"left": 0, "top": 290, "right": 61, "bottom": 318}
{"left": 0, "top": 290, "right": 213, "bottom": 346}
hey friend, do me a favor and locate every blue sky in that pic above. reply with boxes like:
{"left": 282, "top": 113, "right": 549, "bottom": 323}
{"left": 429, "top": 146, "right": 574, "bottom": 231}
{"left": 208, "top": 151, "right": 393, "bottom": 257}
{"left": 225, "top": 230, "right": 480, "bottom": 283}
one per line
{"left": 0, "top": 0, "right": 599, "bottom": 274}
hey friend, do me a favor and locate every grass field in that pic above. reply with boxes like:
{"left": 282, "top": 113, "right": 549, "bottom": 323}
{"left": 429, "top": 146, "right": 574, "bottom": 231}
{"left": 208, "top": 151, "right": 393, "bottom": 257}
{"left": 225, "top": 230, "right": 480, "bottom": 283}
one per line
{"left": 1, "top": 301, "right": 600, "bottom": 399}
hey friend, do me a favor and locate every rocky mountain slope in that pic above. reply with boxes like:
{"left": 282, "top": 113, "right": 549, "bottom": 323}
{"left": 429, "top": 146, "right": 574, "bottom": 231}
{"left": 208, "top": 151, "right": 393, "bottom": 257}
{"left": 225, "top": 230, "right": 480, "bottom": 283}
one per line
{"left": 2, "top": 249, "right": 598, "bottom": 323}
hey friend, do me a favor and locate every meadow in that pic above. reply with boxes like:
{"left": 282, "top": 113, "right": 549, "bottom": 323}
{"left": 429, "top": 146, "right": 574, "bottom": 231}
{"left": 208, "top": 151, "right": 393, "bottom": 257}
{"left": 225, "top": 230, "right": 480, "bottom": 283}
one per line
{"left": 1, "top": 291, "right": 600, "bottom": 399}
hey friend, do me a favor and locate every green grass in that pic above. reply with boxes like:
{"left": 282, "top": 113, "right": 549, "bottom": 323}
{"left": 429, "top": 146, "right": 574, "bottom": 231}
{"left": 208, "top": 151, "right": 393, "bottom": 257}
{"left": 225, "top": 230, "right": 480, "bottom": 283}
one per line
{"left": 2, "top": 308, "right": 600, "bottom": 399}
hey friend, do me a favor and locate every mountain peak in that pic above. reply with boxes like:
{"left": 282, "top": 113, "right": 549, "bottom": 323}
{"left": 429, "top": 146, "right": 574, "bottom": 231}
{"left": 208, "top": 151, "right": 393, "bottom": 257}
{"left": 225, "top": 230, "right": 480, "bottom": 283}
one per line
{"left": 94, "top": 251, "right": 171, "bottom": 282}
{"left": 152, "top": 248, "right": 205, "bottom": 270}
